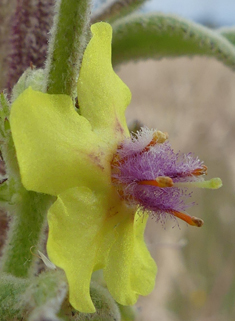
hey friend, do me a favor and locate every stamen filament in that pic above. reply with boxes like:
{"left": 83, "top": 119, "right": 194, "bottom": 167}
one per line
{"left": 138, "top": 176, "right": 173, "bottom": 187}
{"left": 169, "top": 210, "right": 204, "bottom": 227}
{"left": 142, "top": 130, "right": 168, "bottom": 153}
{"left": 113, "top": 130, "right": 169, "bottom": 166}
{"left": 173, "top": 177, "right": 222, "bottom": 189}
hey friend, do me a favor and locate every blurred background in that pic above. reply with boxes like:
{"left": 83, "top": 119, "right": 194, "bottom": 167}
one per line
{"left": 143, "top": 0, "right": 235, "bottom": 27}
{"left": 1, "top": 1, "right": 235, "bottom": 321}
{"left": 94, "top": 0, "right": 235, "bottom": 27}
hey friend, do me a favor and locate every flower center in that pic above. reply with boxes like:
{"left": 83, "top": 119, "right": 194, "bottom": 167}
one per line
{"left": 111, "top": 127, "right": 222, "bottom": 227}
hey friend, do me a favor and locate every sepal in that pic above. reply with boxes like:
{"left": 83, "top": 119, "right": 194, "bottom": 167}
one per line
{"left": 11, "top": 68, "right": 45, "bottom": 102}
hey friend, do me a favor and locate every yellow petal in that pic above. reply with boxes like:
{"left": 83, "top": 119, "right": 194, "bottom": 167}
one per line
{"left": 47, "top": 187, "right": 102, "bottom": 312}
{"left": 104, "top": 213, "right": 157, "bottom": 305}
{"left": 10, "top": 87, "right": 107, "bottom": 195}
{"left": 131, "top": 213, "right": 157, "bottom": 295}
{"left": 47, "top": 186, "right": 155, "bottom": 312}
{"left": 77, "top": 22, "right": 131, "bottom": 142}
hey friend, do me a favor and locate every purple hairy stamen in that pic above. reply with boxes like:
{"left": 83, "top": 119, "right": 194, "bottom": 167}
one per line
{"left": 111, "top": 127, "right": 206, "bottom": 227}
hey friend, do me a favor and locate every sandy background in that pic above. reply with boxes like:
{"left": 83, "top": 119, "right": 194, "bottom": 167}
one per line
{"left": 117, "top": 57, "right": 235, "bottom": 321}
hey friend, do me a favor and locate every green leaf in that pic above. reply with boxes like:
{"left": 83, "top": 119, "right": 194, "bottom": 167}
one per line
{"left": 218, "top": 27, "right": 235, "bottom": 46}
{"left": 24, "top": 270, "right": 67, "bottom": 321}
{"left": 111, "top": 13, "right": 235, "bottom": 70}
{"left": 0, "top": 271, "right": 67, "bottom": 321}
{"left": 0, "top": 273, "right": 29, "bottom": 319}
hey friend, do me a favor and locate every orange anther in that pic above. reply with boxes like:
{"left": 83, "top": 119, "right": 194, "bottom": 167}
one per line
{"left": 168, "top": 210, "right": 204, "bottom": 227}
{"left": 192, "top": 165, "right": 208, "bottom": 176}
{"left": 142, "top": 131, "right": 168, "bottom": 153}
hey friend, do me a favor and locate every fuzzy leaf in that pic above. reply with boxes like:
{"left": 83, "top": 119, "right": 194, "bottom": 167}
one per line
{"left": 112, "top": 13, "right": 235, "bottom": 70}
{"left": 24, "top": 270, "right": 68, "bottom": 321}
{"left": 0, "top": 273, "right": 29, "bottom": 319}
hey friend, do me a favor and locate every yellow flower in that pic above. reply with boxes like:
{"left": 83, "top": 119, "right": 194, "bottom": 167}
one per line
{"left": 10, "top": 22, "right": 157, "bottom": 312}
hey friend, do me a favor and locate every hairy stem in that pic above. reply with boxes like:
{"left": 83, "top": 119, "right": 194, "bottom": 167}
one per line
{"left": 0, "top": 136, "right": 53, "bottom": 278}
{"left": 91, "top": 0, "right": 147, "bottom": 24}
{"left": 45, "top": 0, "right": 92, "bottom": 97}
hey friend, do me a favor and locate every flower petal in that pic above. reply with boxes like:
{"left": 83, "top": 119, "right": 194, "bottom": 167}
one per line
{"left": 10, "top": 87, "right": 107, "bottom": 195}
{"left": 77, "top": 22, "right": 131, "bottom": 141}
{"left": 47, "top": 186, "right": 155, "bottom": 312}
{"left": 47, "top": 186, "right": 102, "bottom": 312}
{"left": 131, "top": 213, "right": 157, "bottom": 295}
{"left": 104, "top": 213, "right": 157, "bottom": 305}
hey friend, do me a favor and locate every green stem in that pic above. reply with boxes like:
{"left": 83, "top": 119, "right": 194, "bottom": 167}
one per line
{"left": 0, "top": 136, "right": 54, "bottom": 278}
{"left": 91, "top": 0, "right": 147, "bottom": 24}
{"left": 111, "top": 14, "right": 235, "bottom": 70}
{"left": 45, "top": 0, "right": 92, "bottom": 97}
{"left": 1, "top": 191, "right": 53, "bottom": 278}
